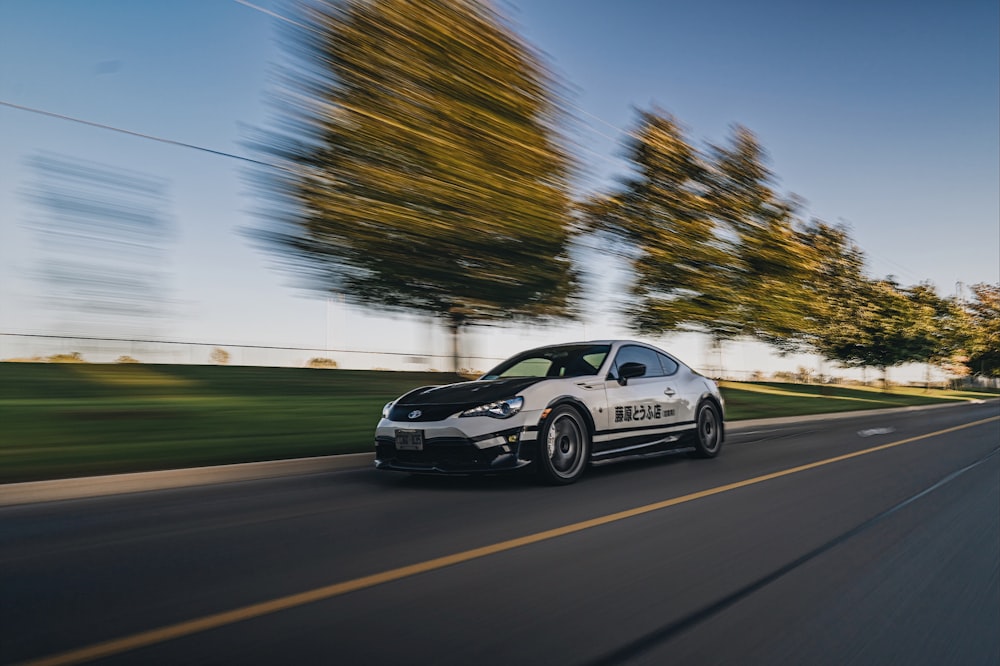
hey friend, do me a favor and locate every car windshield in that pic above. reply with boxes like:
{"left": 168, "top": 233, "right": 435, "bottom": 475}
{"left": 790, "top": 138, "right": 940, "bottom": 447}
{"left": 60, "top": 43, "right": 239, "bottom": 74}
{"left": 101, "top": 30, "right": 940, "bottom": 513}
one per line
{"left": 481, "top": 344, "right": 611, "bottom": 380}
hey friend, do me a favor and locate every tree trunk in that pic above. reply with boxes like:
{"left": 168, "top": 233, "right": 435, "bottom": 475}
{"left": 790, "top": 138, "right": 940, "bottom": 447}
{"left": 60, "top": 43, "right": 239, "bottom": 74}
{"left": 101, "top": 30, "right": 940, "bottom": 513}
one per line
{"left": 818, "top": 357, "right": 831, "bottom": 395}
{"left": 705, "top": 335, "right": 724, "bottom": 380}
{"left": 449, "top": 321, "right": 461, "bottom": 374}
{"left": 447, "top": 309, "right": 466, "bottom": 375}
{"left": 881, "top": 366, "right": 889, "bottom": 392}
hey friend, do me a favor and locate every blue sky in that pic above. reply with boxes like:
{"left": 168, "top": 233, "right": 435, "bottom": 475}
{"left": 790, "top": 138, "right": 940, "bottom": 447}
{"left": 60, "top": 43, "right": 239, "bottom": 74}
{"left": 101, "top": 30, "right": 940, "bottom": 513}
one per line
{"left": 1, "top": 0, "right": 997, "bottom": 377}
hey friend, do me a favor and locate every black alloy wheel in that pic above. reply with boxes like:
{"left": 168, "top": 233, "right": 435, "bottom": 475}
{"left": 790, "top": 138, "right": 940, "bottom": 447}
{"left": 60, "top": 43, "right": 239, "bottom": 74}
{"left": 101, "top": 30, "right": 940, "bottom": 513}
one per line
{"left": 691, "top": 401, "right": 722, "bottom": 458}
{"left": 537, "top": 405, "right": 590, "bottom": 485}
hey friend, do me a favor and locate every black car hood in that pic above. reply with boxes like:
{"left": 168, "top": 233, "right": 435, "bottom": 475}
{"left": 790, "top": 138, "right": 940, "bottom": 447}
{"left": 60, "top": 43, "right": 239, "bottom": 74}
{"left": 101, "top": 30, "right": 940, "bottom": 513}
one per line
{"left": 389, "top": 377, "right": 546, "bottom": 422}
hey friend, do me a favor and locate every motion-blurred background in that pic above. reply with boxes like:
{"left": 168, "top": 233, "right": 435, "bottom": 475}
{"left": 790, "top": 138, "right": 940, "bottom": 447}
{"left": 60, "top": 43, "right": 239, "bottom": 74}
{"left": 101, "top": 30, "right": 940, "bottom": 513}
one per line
{"left": 2, "top": 0, "right": 997, "bottom": 384}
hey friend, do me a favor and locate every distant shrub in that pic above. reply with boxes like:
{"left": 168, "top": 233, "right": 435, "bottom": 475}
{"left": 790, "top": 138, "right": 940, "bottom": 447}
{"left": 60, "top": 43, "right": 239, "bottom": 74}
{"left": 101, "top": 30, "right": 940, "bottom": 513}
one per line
{"left": 210, "top": 347, "right": 231, "bottom": 365}
{"left": 307, "top": 357, "right": 338, "bottom": 369}
{"left": 47, "top": 352, "right": 86, "bottom": 363}
{"left": 115, "top": 355, "right": 140, "bottom": 364}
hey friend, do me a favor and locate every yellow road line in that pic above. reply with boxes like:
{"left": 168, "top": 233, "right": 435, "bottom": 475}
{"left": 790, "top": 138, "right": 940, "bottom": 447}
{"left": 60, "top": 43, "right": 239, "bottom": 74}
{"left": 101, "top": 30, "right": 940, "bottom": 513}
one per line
{"left": 21, "top": 414, "right": 1000, "bottom": 666}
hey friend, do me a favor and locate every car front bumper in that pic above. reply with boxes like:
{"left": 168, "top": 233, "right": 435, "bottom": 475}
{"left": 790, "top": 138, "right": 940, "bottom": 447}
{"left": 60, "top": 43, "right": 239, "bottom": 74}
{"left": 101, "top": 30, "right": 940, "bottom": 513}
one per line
{"left": 374, "top": 416, "right": 542, "bottom": 474}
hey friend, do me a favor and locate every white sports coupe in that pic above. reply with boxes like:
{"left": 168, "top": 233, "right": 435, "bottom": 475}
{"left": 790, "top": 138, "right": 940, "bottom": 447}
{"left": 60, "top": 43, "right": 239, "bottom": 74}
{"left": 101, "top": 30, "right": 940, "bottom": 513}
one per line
{"left": 374, "top": 340, "right": 725, "bottom": 484}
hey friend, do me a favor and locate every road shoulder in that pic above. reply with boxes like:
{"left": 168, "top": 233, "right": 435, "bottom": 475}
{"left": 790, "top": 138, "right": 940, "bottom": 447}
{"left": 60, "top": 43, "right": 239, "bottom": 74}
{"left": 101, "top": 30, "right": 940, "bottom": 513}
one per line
{"left": 1, "top": 399, "right": 995, "bottom": 507}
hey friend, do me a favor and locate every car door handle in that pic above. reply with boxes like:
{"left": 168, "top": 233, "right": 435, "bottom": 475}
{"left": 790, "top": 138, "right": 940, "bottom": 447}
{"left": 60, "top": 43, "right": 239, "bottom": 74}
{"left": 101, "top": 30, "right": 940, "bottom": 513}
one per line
{"left": 663, "top": 387, "right": 676, "bottom": 396}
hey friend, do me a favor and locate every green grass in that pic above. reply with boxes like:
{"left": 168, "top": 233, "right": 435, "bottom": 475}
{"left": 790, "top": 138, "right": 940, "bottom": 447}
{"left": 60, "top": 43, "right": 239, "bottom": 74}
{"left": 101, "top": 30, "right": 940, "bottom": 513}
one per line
{"left": 719, "top": 381, "right": 993, "bottom": 421}
{"left": 0, "top": 363, "right": 462, "bottom": 483}
{"left": 0, "top": 363, "right": 994, "bottom": 483}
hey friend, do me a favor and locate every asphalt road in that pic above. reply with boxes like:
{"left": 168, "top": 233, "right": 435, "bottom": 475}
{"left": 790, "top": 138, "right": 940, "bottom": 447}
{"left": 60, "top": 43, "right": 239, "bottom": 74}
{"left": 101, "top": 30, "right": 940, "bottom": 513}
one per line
{"left": 2, "top": 402, "right": 998, "bottom": 666}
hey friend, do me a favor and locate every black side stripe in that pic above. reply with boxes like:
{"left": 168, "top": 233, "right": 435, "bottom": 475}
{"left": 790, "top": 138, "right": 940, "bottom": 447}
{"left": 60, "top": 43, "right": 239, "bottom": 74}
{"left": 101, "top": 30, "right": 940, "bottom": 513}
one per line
{"left": 594, "top": 420, "right": 695, "bottom": 437}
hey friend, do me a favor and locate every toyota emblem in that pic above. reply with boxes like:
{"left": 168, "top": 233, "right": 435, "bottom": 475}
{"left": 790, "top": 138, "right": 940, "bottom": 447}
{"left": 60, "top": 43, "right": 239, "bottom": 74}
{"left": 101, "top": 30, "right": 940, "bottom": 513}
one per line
{"left": 408, "top": 410, "right": 422, "bottom": 419}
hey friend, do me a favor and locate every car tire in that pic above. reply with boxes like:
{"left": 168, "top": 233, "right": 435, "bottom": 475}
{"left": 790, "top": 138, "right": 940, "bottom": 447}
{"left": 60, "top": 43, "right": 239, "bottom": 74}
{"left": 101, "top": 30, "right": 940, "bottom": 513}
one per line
{"left": 537, "top": 405, "right": 590, "bottom": 485}
{"left": 691, "top": 401, "right": 723, "bottom": 458}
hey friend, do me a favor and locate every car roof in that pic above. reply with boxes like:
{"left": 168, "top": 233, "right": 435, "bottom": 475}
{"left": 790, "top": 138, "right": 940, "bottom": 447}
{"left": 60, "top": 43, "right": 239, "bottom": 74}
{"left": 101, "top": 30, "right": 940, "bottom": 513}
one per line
{"left": 518, "top": 339, "right": 652, "bottom": 348}
{"left": 479, "top": 339, "right": 691, "bottom": 381}
{"left": 512, "top": 340, "right": 673, "bottom": 356}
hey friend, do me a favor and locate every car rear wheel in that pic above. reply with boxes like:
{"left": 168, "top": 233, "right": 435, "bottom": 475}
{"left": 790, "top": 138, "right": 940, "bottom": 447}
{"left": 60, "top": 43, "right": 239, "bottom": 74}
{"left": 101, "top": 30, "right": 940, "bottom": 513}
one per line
{"left": 537, "top": 405, "right": 589, "bottom": 485}
{"left": 691, "top": 401, "right": 722, "bottom": 458}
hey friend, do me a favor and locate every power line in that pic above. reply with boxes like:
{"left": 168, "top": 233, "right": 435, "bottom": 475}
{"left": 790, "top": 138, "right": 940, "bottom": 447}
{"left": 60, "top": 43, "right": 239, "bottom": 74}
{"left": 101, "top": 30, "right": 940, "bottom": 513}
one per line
{"left": 0, "top": 96, "right": 621, "bottom": 187}
{"left": 7, "top": 3, "right": 630, "bottom": 183}
{"left": 0, "top": 7, "right": 627, "bottom": 181}
{"left": 230, "top": 0, "right": 633, "bottom": 190}
{"left": 835, "top": 217, "right": 925, "bottom": 285}
{"left": 0, "top": 332, "right": 502, "bottom": 360}
{"left": 567, "top": 105, "right": 629, "bottom": 146}
{"left": 233, "top": 0, "right": 316, "bottom": 32}
{"left": 0, "top": 100, "right": 283, "bottom": 170}
{"left": 869, "top": 253, "right": 925, "bottom": 285}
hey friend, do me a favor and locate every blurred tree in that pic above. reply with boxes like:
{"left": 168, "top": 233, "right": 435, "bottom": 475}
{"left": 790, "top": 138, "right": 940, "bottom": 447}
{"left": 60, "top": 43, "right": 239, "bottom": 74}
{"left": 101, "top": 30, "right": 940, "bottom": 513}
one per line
{"left": 941, "top": 354, "right": 972, "bottom": 388}
{"left": 47, "top": 352, "right": 86, "bottom": 364}
{"left": 582, "top": 117, "right": 827, "bottom": 374}
{"left": 210, "top": 347, "right": 231, "bottom": 365}
{"left": 904, "top": 283, "right": 971, "bottom": 387}
{"left": 580, "top": 109, "right": 736, "bottom": 342}
{"left": 705, "top": 126, "right": 816, "bottom": 347}
{"left": 964, "top": 283, "right": 1000, "bottom": 377}
{"left": 815, "top": 278, "right": 929, "bottom": 389}
{"left": 250, "top": 0, "right": 578, "bottom": 370}
{"left": 788, "top": 220, "right": 869, "bottom": 354}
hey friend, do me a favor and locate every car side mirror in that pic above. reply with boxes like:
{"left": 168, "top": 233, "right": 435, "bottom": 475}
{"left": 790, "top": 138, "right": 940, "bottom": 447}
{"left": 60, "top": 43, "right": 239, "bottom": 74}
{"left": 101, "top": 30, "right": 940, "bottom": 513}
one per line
{"left": 617, "top": 362, "right": 646, "bottom": 386}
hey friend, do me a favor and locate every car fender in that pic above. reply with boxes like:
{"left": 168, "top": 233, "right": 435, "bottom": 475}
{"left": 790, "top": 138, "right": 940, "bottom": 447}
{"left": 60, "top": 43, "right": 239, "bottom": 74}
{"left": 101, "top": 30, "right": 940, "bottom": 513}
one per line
{"left": 696, "top": 390, "right": 725, "bottom": 441}
{"left": 541, "top": 395, "right": 597, "bottom": 436}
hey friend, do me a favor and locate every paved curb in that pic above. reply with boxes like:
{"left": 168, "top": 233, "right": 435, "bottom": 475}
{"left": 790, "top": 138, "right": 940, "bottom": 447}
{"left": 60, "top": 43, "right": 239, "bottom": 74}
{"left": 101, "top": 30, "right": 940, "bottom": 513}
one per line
{"left": 2, "top": 399, "right": 995, "bottom": 508}
{"left": 0, "top": 453, "right": 375, "bottom": 507}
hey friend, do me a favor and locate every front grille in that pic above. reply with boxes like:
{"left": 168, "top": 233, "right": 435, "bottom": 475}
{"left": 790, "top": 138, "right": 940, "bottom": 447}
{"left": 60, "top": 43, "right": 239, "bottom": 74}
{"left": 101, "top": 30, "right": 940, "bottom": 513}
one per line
{"left": 376, "top": 439, "right": 505, "bottom": 470}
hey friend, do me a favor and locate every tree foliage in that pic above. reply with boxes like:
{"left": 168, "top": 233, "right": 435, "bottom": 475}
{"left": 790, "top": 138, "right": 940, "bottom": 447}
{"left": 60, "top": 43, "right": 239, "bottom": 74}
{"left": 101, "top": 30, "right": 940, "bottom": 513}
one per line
{"left": 812, "top": 278, "right": 961, "bottom": 385}
{"left": 581, "top": 110, "right": 735, "bottom": 338}
{"left": 246, "top": 3, "right": 992, "bottom": 381}
{"left": 706, "top": 127, "right": 816, "bottom": 344}
{"left": 787, "top": 220, "right": 869, "bottom": 354}
{"left": 904, "top": 283, "right": 969, "bottom": 369}
{"left": 251, "top": 0, "right": 579, "bottom": 364}
{"left": 582, "top": 115, "right": 815, "bottom": 348}
{"left": 965, "top": 283, "right": 1000, "bottom": 377}
{"left": 210, "top": 347, "right": 231, "bottom": 365}
{"left": 580, "top": 107, "right": 992, "bottom": 388}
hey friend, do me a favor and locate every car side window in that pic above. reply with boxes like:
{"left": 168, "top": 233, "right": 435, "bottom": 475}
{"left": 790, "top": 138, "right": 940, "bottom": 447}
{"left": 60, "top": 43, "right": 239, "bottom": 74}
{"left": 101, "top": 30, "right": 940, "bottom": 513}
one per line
{"left": 657, "top": 352, "right": 679, "bottom": 376}
{"left": 610, "top": 345, "right": 665, "bottom": 379}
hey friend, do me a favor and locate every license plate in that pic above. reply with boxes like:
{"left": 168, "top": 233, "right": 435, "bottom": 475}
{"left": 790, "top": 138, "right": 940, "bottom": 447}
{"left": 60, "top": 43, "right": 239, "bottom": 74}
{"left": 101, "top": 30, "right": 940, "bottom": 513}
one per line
{"left": 395, "top": 429, "right": 424, "bottom": 451}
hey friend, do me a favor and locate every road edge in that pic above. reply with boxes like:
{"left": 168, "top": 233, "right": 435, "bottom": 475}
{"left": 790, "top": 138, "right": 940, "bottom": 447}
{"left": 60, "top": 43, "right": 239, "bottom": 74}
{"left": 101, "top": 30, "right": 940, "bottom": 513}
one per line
{"left": 0, "top": 453, "right": 375, "bottom": 507}
{"left": 2, "top": 398, "right": 996, "bottom": 507}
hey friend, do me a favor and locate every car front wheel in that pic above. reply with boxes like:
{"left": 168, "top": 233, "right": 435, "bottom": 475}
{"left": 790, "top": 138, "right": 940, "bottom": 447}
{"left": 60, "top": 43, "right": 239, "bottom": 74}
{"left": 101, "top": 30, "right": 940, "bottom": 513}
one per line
{"left": 537, "top": 405, "right": 590, "bottom": 485}
{"left": 691, "top": 401, "right": 723, "bottom": 458}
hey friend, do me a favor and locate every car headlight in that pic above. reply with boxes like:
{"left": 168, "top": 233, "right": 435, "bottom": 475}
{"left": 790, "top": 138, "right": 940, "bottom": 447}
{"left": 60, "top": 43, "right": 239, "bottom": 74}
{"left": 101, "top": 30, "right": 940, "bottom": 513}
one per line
{"left": 460, "top": 396, "right": 524, "bottom": 419}
{"left": 381, "top": 401, "right": 395, "bottom": 419}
